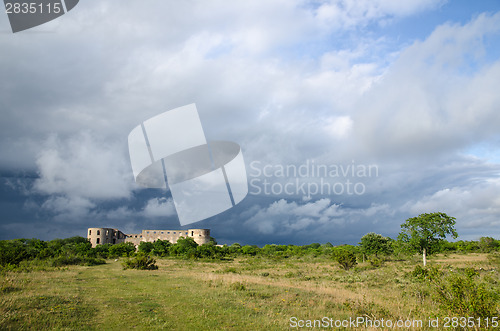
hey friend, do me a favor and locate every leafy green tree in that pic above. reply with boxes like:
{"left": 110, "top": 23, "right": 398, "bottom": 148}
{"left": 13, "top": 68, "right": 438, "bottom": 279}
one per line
{"left": 169, "top": 237, "right": 198, "bottom": 256}
{"left": 138, "top": 241, "right": 154, "bottom": 254}
{"left": 196, "top": 244, "right": 222, "bottom": 259}
{"left": 24, "top": 238, "right": 48, "bottom": 259}
{"left": 92, "top": 243, "right": 112, "bottom": 258}
{"left": 152, "top": 240, "right": 171, "bottom": 256}
{"left": 241, "top": 245, "right": 259, "bottom": 256}
{"left": 109, "top": 242, "right": 136, "bottom": 257}
{"left": 71, "top": 241, "right": 93, "bottom": 256}
{"left": 359, "top": 232, "right": 393, "bottom": 258}
{"left": 0, "top": 239, "right": 28, "bottom": 266}
{"left": 228, "top": 243, "right": 242, "bottom": 255}
{"left": 478, "top": 237, "right": 499, "bottom": 252}
{"left": 398, "top": 212, "right": 458, "bottom": 266}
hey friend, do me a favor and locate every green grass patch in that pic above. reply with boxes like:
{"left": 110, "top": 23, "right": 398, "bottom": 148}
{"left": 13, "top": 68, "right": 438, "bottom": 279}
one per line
{"left": 0, "top": 255, "right": 498, "bottom": 330}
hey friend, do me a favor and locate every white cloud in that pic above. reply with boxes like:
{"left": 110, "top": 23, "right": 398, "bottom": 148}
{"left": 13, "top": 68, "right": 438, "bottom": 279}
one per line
{"left": 142, "top": 198, "right": 177, "bottom": 217}
{"left": 33, "top": 132, "right": 132, "bottom": 200}
{"left": 401, "top": 178, "right": 500, "bottom": 230}
{"left": 355, "top": 12, "right": 500, "bottom": 158}
{"left": 324, "top": 115, "right": 353, "bottom": 139}
{"left": 316, "top": 0, "right": 445, "bottom": 30}
{"left": 244, "top": 198, "right": 393, "bottom": 235}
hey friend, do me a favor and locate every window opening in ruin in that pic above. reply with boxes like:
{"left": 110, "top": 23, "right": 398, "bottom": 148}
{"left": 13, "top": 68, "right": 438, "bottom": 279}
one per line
{"left": 113, "top": 239, "right": 116, "bottom": 244}
{"left": 191, "top": 231, "right": 194, "bottom": 236}
{"left": 89, "top": 230, "right": 91, "bottom": 235}
{"left": 106, "top": 230, "right": 109, "bottom": 235}
{"left": 96, "top": 238, "right": 100, "bottom": 244}
{"left": 97, "top": 230, "right": 100, "bottom": 235}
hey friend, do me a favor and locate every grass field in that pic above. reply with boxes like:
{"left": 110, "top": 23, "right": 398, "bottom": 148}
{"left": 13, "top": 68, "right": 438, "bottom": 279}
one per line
{"left": 1, "top": 253, "right": 499, "bottom": 330}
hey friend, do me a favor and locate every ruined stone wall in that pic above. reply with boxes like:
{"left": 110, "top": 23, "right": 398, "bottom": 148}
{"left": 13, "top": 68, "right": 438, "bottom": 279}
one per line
{"left": 125, "top": 229, "right": 210, "bottom": 246}
{"left": 87, "top": 228, "right": 127, "bottom": 248}
{"left": 87, "top": 228, "right": 210, "bottom": 247}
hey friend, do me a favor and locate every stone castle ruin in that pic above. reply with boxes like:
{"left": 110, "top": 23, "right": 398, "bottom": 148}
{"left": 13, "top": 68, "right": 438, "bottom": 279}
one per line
{"left": 87, "top": 228, "right": 210, "bottom": 248}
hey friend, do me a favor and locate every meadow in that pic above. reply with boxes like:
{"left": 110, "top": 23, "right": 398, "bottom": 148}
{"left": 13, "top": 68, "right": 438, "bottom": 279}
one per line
{"left": 1, "top": 252, "right": 499, "bottom": 330}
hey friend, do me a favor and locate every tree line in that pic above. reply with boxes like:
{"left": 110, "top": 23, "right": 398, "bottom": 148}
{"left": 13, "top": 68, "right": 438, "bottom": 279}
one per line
{"left": 1, "top": 212, "right": 499, "bottom": 270}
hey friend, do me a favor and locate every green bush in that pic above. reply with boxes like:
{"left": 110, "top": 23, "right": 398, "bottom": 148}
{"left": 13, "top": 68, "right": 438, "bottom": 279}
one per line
{"left": 431, "top": 268, "right": 498, "bottom": 318}
{"left": 335, "top": 249, "right": 357, "bottom": 270}
{"left": 0, "top": 240, "right": 28, "bottom": 266}
{"left": 152, "top": 239, "right": 171, "bottom": 256}
{"left": 408, "top": 265, "right": 442, "bottom": 281}
{"left": 369, "top": 257, "right": 384, "bottom": 268}
{"left": 169, "top": 237, "right": 198, "bottom": 257}
{"left": 138, "top": 241, "right": 154, "bottom": 254}
{"left": 109, "top": 242, "right": 136, "bottom": 257}
{"left": 411, "top": 266, "right": 499, "bottom": 318}
{"left": 241, "top": 245, "right": 259, "bottom": 256}
{"left": 122, "top": 254, "right": 158, "bottom": 270}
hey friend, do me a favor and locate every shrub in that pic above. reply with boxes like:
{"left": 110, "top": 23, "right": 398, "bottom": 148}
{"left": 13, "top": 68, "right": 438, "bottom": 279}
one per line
{"left": 411, "top": 267, "right": 499, "bottom": 318}
{"left": 368, "top": 257, "right": 384, "bottom": 268}
{"left": 0, "top": 240, "right": 28, "bottom": 266}
{"left": 431, "top": 268, "right": 498, "bottom": 318}
{"left": 169, "top": 237, "right": 198, "bottom": 257}
{"left": 359, "top": 233, "right": 393, "bottom": 257}
{"left": 335, "top": 249, "right": 357, "bottom": 270}
{"left": 479, "top": 237, "right": 499, "bottom": 252}
{"left": 152, "top": 239, "right": 171, "bottom": 256}
{"left": 138, "top": 241, "right": 154, "bottom": 254}
{"left": 122, "top": 254, "right": 158, "bottom": 270}
{"left": 109, "top": 242, "right": 136, "bottom": 257}
{"left": 408, "top": 265, "right": 442, "bottom": 281}
{"left": 241, "top": 245, "right": 259, "bottom": 256}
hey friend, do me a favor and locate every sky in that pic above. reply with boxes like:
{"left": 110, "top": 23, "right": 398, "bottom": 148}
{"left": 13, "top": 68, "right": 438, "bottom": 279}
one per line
{"left": 1, "top": 0, "right": 500, "bottom": 246}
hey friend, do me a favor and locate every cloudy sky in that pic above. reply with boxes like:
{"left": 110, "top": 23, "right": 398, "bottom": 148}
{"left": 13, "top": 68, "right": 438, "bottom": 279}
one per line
{"left": 1, "top": 0, "right": 500, "bottom": 246}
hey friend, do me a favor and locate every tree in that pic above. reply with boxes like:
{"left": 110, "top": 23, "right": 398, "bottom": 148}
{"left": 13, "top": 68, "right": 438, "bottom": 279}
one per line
{"left": 398, "top": 212, "right": 458, "bottom": 266}
{"left": 169, "top": 237, "right": 198, "bottom": 256}
{"left": 241, "top": 245, "right": 259, "bottom": 256}
{"left": 208, "top": 236, "right": 218, "bottom": 245}
{"left": 152, "top": 240, "right": 171, "bottom": 256}
{"left": 0, "top": 239, "right": 28, "bottom": 266}
{"left": 333, "top": 247, "right": 357, "bottom": 270}
{"left": 478, "top": 237, "right": 499, "bottom": 252}
{"left": 109, "top": 242, "right": 136, "bottom": 257}
{"left": 138, "top": 241, "right": 154, "bottom": 254}
{"left": 359, "top": 232, "right": 393, "bottom": 258}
